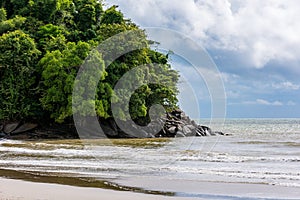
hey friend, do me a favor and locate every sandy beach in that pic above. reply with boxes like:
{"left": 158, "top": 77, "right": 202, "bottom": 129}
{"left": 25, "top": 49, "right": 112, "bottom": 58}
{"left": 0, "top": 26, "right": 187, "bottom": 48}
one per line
{"left": 1, "top": 177, "right": 300, "bottom": 200}
{"left": 0, "top": 178, "right": 202, "bottom": 200}
{"left": 115, "top": 176, "right": 300, "bottom": 199}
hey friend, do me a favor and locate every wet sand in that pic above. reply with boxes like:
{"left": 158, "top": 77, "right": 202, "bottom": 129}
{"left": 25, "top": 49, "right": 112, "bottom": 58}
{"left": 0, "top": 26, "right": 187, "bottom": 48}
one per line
{"left": 0, "top": 178, "right": 202, "bottom": 200}
{"left": 115, "top": 176, "right": 300, "bottom": 200}
{"left": 1, "top": 177, "right": 300, "bottom": 200}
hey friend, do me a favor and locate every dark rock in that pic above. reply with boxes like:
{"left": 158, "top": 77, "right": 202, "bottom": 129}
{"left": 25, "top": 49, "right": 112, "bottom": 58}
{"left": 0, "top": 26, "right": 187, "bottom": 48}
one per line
{"left": 197, "top": 125, "right": 206, "bottom": 136}
{"left": 182, "top": 125, "right": 192, "bottom": 136}
{"left": 214, "top": 131, "right": 224, "bottom": 135}
{"left": 4, "top": 122, "right": 20, "bottom": 134}
{"left": 108, "top": 118, "right": 118, "bottom": 132}
{"left": 175, "top": 131, "right": 185, "bottom": 137}
{"left": 191, "top": 120, "right": 197, "bottom": 127}
{"left": 177, "top": 124, "right": 183, "bottom": 132}
{"left": 200, "top": 126, "right": 213, "bottom": 136}
{"left": 168, "top": 126, "right": 177, "bottom": 134}
{"left": 186, "top": 124, "right": 196, "bottom": 131}
{"left": 210, "top": 132, "right": 216, "bottom": 136}
{"left": 8, "top": 133, "right": 31, "bottom": 140}
{"left": 196, "top": 128, "right": 205, "bottom": 136}
{"left": 185, "top": 117, "right": 192, "bottom": 124}
{"left": 170, "top": 109, "right": 183, "bottom": 119}
{"left": 136, "top": 130, "right": 151, "bottom": 138}
{"left": 101, "top": 123, "right": 118, "bottom": 137}
{"left": 0, "top": 132, "right": 7, "bottom": 138}
{"left": 11, "top": 123, "right": 38, "bottom": 134}
{"left": 214, "top": 131, "right": 229, "bottom": 136}
{"left": 146, "top": 132, "right": 155, "bottom": 138}
{"left": 0, "top": 108, "right": 225, "bottom": 140}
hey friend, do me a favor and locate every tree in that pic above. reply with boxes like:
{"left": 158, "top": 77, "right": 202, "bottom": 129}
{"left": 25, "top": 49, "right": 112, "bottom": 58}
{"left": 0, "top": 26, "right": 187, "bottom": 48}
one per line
{"left": 39, "top": 41, "right": 106, "bottom": 122}
{"left": 0, "top": 15, "right": 26, "bottom": 35}
{"left": 0, "top": 0, "right": 180, "bottom": 128}
{"left": 36, "top": 23, "right": 68, "bottom": 52}
{"left": 101, "top": 6, "right": 124, "bottom": 25}
{"left": 0, "top": 7, "right": 7, "bottom": 22}
{"left": 0, "top": 30, "right": 40, "bottom": 120}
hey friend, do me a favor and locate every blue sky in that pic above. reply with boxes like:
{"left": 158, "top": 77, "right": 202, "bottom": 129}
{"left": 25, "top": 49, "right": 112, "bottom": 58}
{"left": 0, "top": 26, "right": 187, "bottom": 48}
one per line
{"left": 107, "top": 0, "right": 300, "bottom": 118}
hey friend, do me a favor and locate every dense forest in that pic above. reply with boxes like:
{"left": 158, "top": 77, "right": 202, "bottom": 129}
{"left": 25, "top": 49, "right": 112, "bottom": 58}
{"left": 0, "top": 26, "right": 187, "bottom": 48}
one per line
{"left": 0, "top": 0, "right": 180, "bottom": 132}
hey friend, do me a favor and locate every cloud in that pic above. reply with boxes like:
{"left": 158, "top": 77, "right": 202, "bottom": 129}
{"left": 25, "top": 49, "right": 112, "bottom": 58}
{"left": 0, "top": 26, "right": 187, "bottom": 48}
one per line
{"left": 108, "top": 0, "right": 300, "bottom": 68}
{"left": 243, "top": 98, "right": 283, "bottom": 106}
{"left": 272, "top": 81, "right": 300, "bottom": 90}
{"left": 287, "top": 101, "right": 296, "bottom": 106}
{"left": 221, "top": 72, "right": 240, "bottom": 83}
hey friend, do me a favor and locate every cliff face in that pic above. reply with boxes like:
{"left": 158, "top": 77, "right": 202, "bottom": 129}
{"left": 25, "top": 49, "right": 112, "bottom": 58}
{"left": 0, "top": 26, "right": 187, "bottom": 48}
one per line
{"left": 0, "top": 109, "right": 224, "bottom": 140}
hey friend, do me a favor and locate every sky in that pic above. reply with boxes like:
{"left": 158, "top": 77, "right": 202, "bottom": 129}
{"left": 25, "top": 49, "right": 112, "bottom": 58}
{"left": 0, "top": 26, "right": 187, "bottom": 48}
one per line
{"left": 106, "top": 0, "right": 300, "bottom": 118}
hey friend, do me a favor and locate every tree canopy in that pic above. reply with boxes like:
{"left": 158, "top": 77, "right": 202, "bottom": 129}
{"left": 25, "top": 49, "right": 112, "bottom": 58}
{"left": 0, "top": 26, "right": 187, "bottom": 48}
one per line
{"left": 0, "top": 0, "right": 179, "bottom": 126}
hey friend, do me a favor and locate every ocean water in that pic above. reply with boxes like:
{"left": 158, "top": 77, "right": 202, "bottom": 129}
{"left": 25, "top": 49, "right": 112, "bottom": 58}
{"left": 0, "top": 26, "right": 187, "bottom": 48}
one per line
{"left": 0, "top": 119, "right": 300, "bottom": 198}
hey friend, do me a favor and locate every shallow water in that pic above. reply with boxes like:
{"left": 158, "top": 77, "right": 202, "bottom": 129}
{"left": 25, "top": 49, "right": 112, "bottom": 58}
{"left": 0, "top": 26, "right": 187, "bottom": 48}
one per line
{"left": 0, "top": 119, "right": 300, "bottom": 197}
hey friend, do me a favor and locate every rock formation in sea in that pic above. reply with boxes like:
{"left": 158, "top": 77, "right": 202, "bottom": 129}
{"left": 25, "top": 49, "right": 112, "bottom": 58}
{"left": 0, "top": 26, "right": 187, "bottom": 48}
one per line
{"left": 0, "top": 109, "right": 224, "bottom": 140}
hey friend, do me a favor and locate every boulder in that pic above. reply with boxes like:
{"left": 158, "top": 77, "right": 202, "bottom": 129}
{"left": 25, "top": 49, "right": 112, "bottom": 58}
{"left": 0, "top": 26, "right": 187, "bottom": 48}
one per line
{"left": 168, "top": 126, "right": 177, "bottom": 134}
{"left": 135, "top": 130, "right": 155, "bottom": 138}
{"left": 200, "top": 126, "right": 213, "bottom": 136}
{"left": 196, "top": 128, "right": 205, "bottom": 136}
{"left": 182, "top": 125, "right": 192, "bottom": 136}
{"left": 191, "top": 120, "right": 197, "bottom": 127}
{"left": 101, "top": 124, "right": 118, "bottom": 137}
{"left": 146, "top": 132, "right": 155, "bottom": 138}
{"left": 185, "top": 124, "right": 196, "bottom": 131}
{"left": 11, "top": 123, "right": 38, "bottom": 134}
{"left": 0, "top": 132, "right": 7, "bottom": 138}
{"left": 170, "top": 109, "right": 183, "bottom": 119}
{"left": 175, "top": 131, "right": 185, "bottom": 137}
{"left": 4, "top": 122, "right": 20, "bottom": 134}
{"left": 177, "top": 125, "right": 183, "bottom": 132}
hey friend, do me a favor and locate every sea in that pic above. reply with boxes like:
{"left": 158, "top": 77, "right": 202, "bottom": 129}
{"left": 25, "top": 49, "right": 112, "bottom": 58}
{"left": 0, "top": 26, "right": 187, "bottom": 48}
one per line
{"left": 0, "top": 118, "right": 300, "bottom": 199}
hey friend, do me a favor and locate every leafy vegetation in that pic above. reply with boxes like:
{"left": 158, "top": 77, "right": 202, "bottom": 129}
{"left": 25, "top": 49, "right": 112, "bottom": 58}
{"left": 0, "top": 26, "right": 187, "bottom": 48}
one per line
{"left": 0, "top": 0, "right": 179, "bottom": 126}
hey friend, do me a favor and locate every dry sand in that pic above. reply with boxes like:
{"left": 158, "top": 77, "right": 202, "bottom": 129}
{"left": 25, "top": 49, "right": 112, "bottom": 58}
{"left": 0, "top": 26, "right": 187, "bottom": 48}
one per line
{"left": 1, "top": 177, "right": 300, "bottom": 200}
{"left": 0, "top": 178, "right": 202, "bottom": 200}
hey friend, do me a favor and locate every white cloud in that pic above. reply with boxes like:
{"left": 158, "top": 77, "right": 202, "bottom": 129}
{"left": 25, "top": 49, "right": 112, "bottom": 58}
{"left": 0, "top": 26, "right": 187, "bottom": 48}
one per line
{"left": 108, "top": 0, "right": 300, "bottom": 68}
{"left": 226, "top": 90, "right": 240, "bottom": 98}
{"left": 272, "top": 81, "right": 300, "bottom": 90}
{"left": 243, "top": 98, "right": 283, "bottom": 106}
{"left": 287, "top": 101, "right": 296, "bottom": 106}
{"left": 221, "top": 72, "right": 240, "bottom": 83}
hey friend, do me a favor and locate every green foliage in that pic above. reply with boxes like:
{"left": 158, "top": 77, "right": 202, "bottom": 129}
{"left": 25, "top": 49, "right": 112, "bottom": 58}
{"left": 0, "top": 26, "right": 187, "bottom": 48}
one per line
{"left": 101, "top": 6, "right": 124, "bottom": 25}
{"left": 27, "top": 0, "right": 61, "bottom": 22}
{"left": 6, "top": 0, "right": 30, "bottom": 17}
{"left": 0, "top": 15, "right": 26, "bottom": 35}
{"left": 0, "top": 0, "right": 180, "bottom": 127}
{"left": 40, "top": 41, "right": 91, "bottom": 122}
{"left": 36, "top": 24, "right": 68, "bottom": 52}
{"left": 0, "top": 7, "right": 7, "bottom": 22}
{"left": 74, "top": 49, "right": 108, "bottom": 118}
{"left": 0, "top": 30, "right": 41, "bottom": 120}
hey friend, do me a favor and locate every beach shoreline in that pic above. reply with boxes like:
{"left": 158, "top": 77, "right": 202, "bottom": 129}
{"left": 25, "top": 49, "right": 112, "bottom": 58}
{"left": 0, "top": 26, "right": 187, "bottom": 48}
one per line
{"left": 1, "top": 176, "right": 300, "bottom": 200}
{"left": 115, "top": 176, "right": 300, "bottom": 199}
{"left": 0, "top": 177, "right": 200, "bottom": 200}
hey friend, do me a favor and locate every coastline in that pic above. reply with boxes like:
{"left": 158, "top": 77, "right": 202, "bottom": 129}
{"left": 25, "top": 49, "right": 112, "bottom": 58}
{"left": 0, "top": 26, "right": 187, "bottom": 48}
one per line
{"left": 115, "top": 176, "right": 300, "bottom": 200}
{"left": 1, "top": 177, "right": 300, "bottom": 200}
{"left": 0, "top": 177, "right": 200, "bottom": 200}
{"left": 1, "top": 119, "right": 299, "bottom": 200}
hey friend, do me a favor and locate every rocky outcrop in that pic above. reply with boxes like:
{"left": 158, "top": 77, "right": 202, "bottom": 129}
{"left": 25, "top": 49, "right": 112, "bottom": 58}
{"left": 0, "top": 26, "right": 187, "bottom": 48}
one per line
{"left": 99, "top": 109, "right": 225, "bottom": 138}
{"left": 3, "top": 122, "right": 20, "bottom": 134}
{"left": 0, "top": 122, "right": 77, "bottom": 140}
{"left": 0, "top": 109, "right": 225, "bottom": 140}
{"left": 154, "top": 109, "right": 224, "bottom": 138}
